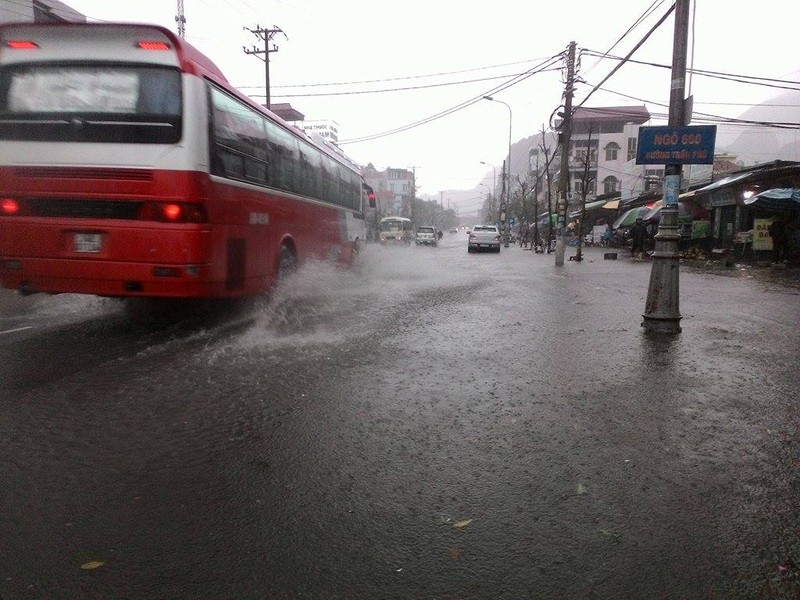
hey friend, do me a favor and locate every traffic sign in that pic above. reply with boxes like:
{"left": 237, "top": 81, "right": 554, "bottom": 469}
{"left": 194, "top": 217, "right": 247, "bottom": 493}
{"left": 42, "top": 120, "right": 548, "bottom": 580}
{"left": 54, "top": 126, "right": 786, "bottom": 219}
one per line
{"left": 636, "top": 125, "right": 717, "bottom": 165}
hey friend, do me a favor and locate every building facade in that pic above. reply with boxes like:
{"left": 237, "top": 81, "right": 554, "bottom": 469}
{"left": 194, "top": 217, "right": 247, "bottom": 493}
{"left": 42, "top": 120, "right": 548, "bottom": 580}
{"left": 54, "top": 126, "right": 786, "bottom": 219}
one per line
{"left": 568, "top": 105, "right": 652, "bottom": 206}
{"left": 299, "top": 120, "right": 340, "bottom": 144}
{"left": 362, "top": 164, "right": 414, "bottom": 218}
{"left": 0, "top": 0, "right": 85, "bottom": 23}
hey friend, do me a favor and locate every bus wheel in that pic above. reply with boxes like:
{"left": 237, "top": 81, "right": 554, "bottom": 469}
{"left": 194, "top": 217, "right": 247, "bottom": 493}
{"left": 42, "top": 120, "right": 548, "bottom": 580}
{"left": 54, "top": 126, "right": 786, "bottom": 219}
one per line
{"left": 277, "top": 244, "right": 297, "bottom": 280}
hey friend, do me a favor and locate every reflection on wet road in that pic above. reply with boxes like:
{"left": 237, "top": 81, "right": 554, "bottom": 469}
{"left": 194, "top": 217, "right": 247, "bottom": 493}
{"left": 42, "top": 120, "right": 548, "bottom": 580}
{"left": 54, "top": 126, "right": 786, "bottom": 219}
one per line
{"left": 1, "top": 237, "right": 798, "bottom": 599}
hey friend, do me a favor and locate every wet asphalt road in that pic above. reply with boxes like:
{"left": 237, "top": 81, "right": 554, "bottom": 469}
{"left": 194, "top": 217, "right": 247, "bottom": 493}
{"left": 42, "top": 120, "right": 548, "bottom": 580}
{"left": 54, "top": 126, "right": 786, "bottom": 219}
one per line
{"left": 0, "top": 236, "right": 798, "bottom": 599}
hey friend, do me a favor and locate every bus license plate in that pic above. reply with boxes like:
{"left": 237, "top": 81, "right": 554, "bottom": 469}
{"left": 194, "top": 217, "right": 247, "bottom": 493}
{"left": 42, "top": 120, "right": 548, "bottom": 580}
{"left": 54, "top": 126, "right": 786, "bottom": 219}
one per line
{"left": 74, "top": 233, "right": 102, "bottom": 253}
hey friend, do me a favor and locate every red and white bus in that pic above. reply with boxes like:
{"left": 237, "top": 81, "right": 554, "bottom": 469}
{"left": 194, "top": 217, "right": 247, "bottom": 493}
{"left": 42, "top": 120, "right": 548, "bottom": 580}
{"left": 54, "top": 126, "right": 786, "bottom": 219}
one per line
{"left": 0, "top": 22, "right": 370, "bottom": 300}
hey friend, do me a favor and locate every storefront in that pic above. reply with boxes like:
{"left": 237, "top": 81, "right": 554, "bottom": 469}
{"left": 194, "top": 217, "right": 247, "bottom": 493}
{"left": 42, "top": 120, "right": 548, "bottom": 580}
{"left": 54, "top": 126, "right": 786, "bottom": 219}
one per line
{"left": 690, "top": 162, "right": 800, "bottom": 256}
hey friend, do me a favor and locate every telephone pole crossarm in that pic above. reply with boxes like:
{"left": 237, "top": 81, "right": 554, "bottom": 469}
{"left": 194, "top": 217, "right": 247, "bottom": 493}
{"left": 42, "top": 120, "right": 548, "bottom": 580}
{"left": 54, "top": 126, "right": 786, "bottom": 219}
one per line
{"left": 243, "top": 25, "right": 287, "bottom": 109}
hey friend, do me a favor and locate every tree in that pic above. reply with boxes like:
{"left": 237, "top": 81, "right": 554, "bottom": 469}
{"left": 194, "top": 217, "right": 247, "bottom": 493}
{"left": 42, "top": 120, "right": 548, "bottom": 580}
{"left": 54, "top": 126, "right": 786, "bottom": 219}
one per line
{"left": 539, "top": 129, "right": 557, "bottom": 251}
{"left": 511, "top": 172, "right": 536, "bottom": 240}
{"left": 573, "top": 127, "right": 596, "bottom": 262}
{"left": 480, "top": 192, "right": 498, "bottom": 225}
{"left": 412, "top": 197, "right": 458, "bottom": 231}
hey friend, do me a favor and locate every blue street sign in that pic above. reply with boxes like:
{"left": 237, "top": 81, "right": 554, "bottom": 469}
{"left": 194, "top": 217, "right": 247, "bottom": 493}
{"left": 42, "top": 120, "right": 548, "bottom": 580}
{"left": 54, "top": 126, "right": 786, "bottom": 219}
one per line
{"left": 636, "top": 125, "right": 717, "bottom": 165}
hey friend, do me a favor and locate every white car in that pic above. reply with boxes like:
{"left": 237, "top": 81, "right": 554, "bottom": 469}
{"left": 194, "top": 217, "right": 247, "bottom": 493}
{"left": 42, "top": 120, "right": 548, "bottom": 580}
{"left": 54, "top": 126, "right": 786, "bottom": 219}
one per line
{"left": 467, "top": 225, "right": 501, "bottom": 253}
{"left": 415, "top": 225, "right": 438, "bottom": 246}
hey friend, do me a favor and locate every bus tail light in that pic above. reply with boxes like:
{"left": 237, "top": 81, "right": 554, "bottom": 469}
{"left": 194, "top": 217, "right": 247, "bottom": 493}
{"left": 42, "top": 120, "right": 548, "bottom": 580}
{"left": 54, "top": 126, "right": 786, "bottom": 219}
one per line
{"left": 137, "top": 41, "right": 171, "bottom": 51}
{"left": 5, "top": 41, "right": 39, "bottom": 49}
{"left": 137, "top": 202, "right": 207, "bottom": 223}
{"left": 0, "top": 198, "right": 29, "bottom": 216}
{"left": 163, "top": 203, "right": 182, "bottom": 221}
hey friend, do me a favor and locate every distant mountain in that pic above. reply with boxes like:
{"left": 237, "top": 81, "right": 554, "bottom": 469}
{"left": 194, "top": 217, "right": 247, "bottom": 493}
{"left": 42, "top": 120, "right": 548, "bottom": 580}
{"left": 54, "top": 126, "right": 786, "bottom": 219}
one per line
{"left": 717, "top": 77, "right": 800, "bottom": 165}
{"left": 437, "top": 81, "right": 800, "bottom": 214}
{"left": 423, "top": 131, "right": 552, "bottom": 219}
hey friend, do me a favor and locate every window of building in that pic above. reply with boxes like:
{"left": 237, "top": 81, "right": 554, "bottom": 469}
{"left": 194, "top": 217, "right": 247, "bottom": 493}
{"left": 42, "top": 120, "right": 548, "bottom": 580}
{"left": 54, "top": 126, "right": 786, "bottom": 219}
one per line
{"left": 603, "top": 176, "right": 618, "bottom": 194}
{"left": 644, "top": 168, "right": 664, "bottom": 191}
{"left": 627, "top": 137, "right": 637, "bottom": 161}
{"left": 605, "top": 142, "right": 620, "bottom": 162}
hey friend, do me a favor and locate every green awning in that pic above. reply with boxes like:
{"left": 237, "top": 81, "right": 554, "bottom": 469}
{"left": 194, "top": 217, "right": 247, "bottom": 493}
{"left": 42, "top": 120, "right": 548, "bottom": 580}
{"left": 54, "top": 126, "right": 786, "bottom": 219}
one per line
{"left": 569, "top": 199, "right": 611, "bottom": 219}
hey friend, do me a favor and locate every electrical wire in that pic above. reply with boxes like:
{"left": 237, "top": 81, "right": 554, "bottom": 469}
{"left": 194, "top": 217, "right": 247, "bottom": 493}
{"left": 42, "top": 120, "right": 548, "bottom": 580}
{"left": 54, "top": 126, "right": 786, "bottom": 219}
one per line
{"left": 238, "top": 57, "right": 556, "bottom": 90}
{"left": 573, "top": 2, "right": 677, "bottom": 111}
{"left": 251, "top": 69, "right": 561, "bottom": 99}
{"left": 594, "top": 86, "right": 800, "bottom": 129}
{"left": 339, "top": 53, "right": 565, "bottom": 145}
{"left": 581, "top": 0, "right": 668, "bottom": 79}
{"left": 581, "top": 50, "right": 800, "bottom": 92}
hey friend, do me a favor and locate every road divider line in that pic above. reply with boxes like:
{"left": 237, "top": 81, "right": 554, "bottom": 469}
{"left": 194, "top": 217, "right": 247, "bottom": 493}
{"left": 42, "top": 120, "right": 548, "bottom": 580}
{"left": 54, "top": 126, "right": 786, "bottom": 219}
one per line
{"left": 0, "top": 326, "right": 34, "bottom": 335}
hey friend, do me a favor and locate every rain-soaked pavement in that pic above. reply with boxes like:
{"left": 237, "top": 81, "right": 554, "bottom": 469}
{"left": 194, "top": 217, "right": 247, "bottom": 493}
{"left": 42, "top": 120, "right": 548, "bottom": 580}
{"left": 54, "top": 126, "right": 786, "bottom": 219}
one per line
{"left": 0, "top": 234, "right": 798, "bottom": 599}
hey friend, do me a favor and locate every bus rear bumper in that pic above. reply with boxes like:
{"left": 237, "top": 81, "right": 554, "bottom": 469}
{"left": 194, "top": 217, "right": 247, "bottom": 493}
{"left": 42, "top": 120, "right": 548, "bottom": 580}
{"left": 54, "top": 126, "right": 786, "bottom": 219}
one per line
{"left": 0, "top": 256, "right": 222, "bottom": 298}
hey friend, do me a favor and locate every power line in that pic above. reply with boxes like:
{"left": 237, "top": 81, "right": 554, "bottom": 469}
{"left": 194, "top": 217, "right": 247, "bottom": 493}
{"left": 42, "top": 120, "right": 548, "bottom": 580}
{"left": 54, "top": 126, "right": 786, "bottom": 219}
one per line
{"left": 237, "top": 57, "right": 560, "bottom": 90}
{"left": 339, "top": 53, "right": 564, "bottom": 145}
{"left": 582, "top": 0, "right": 669, "bottom": 79}
{"left": 250, "top": 69, "right": 561, "bottom": 99}
{"left": 581, "top": 49, "right": 800, "bottom": 92}
{"left": 574, "top": 2, "right": 677, "bottom": 111}
{"left": 594, "top": 86, "right": 800, "bottom": 129}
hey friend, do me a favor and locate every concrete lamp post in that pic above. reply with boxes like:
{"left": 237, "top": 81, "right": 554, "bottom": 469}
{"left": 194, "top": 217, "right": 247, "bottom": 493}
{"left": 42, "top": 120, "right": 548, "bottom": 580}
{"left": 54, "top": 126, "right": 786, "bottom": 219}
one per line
{"left": 483, "top": 96, "right": 512, "bottom": 247}
{"left": 479, "top": 161, "right": 497, "bottom": 201}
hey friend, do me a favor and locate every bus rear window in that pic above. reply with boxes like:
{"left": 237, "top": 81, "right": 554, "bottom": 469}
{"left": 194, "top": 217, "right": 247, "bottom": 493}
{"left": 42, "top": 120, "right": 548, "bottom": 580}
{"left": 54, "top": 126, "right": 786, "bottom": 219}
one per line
{"left": 0, "top": 65, "right": 182, "bottom": 143}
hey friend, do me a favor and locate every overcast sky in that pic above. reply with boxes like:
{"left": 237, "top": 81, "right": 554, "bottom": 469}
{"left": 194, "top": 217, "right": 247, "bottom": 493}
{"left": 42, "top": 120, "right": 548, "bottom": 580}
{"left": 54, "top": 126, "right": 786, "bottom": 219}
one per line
{"left": 60, "top": 1, "right": 800, "bottom": 196}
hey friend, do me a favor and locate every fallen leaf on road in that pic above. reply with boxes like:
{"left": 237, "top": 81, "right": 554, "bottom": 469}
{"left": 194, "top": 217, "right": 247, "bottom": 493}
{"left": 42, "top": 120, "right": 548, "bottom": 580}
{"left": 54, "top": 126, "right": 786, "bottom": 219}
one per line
{"left": 80, "top": 561, "right": 105, "bottom": 570}
{"left": 449, "top": 547, "right": 461, "bottom": 560}
{"left": 576, "top": 483, "right": 587, "bottom": 495}
{"left": 453, "top": 519, "right": 473, "bottom": 528}
{"left": 600, "top": 529, "right": 623, "bottom": 543}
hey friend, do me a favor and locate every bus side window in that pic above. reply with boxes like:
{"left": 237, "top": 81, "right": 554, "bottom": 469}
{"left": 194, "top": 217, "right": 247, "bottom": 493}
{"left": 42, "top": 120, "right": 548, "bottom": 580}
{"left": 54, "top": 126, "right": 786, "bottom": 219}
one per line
{"left": 298, "top": 143, "right": 322, "bottom": 199}
{"left": 209, "top": 86, "right": 267, "bottom": 185}
{"left": 264, "top": 119, "right": 299, "bottom": 193}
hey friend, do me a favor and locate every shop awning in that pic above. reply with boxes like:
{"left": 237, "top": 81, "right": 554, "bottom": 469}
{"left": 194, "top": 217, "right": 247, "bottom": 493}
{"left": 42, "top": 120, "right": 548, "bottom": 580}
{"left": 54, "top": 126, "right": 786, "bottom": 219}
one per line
{"left": 641, "top": 200, "right": 709, "bottom": 223}
{"left": 695, "top": 171, "right": 758, "bottom": 194}
{"left": 568, "top": 199, "right": 612, "bottom": 218}
{"left": 744, "top": 188, "right": 800, "bottom": 211}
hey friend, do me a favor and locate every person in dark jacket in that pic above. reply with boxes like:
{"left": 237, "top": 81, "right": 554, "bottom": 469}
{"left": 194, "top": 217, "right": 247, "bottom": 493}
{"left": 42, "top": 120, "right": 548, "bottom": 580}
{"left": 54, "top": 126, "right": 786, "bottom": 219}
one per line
{"left": 768, "top": 217, "right": 788, "bottom": 264}
{"left": 629, "top": 217, "right": 650, "bottom": 258}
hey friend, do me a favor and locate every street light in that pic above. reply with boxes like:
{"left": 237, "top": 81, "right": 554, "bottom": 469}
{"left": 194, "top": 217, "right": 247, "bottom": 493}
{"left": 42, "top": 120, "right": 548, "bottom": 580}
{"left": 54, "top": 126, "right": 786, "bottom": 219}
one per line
{"left": 483, "top": 96, "right": 512, "bottom": 247}
{"left": 479, "top": 161, "right": 496, "bottom": 200}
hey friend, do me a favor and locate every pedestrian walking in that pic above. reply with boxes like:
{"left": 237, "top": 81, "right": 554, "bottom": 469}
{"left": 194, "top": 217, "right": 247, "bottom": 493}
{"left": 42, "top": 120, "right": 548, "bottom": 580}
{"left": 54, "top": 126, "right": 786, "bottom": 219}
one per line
{"left": 629, "top": 217, "right": 650, "bottom": 258}
{"left": 602, "top": 224, "right": 614, "bottom": 248}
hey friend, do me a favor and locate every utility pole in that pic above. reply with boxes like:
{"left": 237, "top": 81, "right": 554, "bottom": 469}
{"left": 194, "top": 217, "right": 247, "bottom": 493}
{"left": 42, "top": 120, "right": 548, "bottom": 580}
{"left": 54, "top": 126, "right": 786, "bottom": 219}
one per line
{"left": 540, "top": 128, "right": 555, "bottom": 252}
{"left": 243, "top": 25, "right": 286, "bottom": 109}
{"left": 574, "top": 126, "right": 594, "bottom": 262}
{"left": 175, "top": 0, "right": 186, "bottom": 38}
{"left": 410, "top": 167, "right": 417, "bottom": 226}
{"left": 555, "top": 41, "right": 577, "bottom": 267}
{"left": 642, "top": 0, "right": 690, "bottom": 334}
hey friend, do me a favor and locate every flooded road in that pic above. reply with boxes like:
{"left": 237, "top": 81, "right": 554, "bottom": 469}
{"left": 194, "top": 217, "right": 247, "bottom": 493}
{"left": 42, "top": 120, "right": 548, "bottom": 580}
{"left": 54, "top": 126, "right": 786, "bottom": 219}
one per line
{"left": 1, "top": 235, "right": 798, "bottom": 599}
